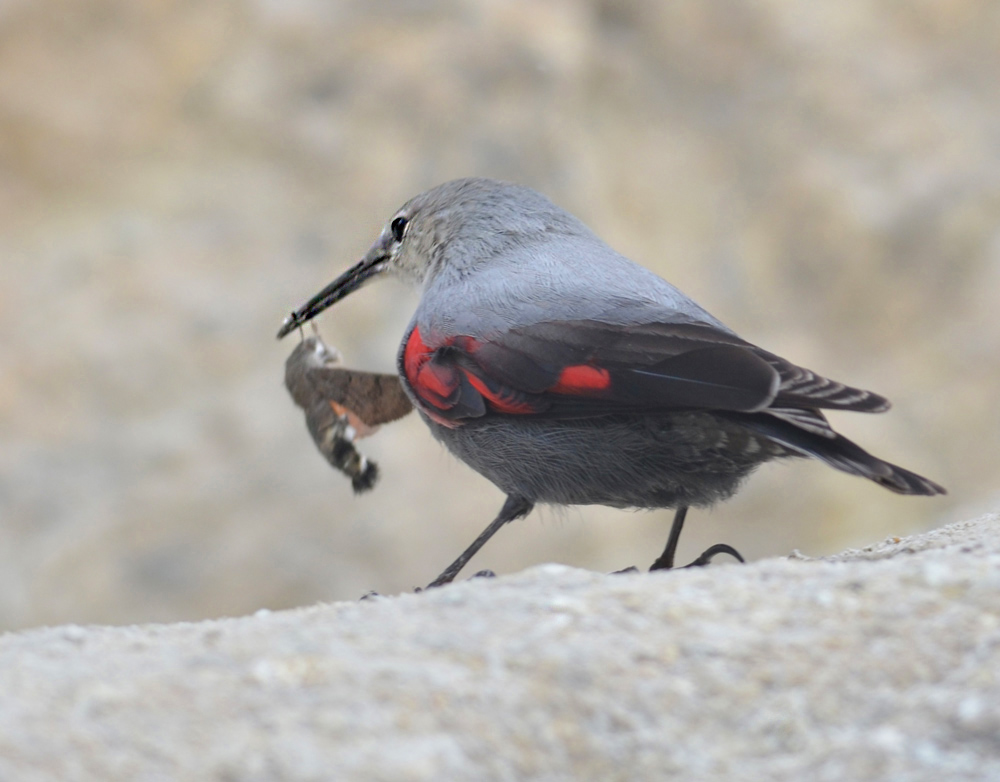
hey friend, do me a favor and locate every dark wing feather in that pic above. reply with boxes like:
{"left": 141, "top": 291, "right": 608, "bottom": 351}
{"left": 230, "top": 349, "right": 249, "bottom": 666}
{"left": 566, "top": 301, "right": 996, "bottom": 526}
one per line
{"left": 476, "top": 320, "right": 779, "bottom": 414}
{"left": 757, "top": 351, "right": 890, "bottom": 413}
{"left": 609, "top": 345, "right": 778, "bottom": 412}
{"left": 765, "top": 406, "right": 837, "bottom": 438}
{"left": 493, "top": 320, "right": 887, "bottom": 413}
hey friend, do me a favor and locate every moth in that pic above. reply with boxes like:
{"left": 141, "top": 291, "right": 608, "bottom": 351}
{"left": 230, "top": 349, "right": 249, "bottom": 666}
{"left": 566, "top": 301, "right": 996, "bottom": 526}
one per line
{"left": 284, "top": 333, "right": 413, "bottom": 492}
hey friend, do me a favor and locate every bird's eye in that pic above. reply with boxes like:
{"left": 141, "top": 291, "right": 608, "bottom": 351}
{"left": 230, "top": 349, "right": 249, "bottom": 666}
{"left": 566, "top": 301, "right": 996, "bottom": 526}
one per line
{"left": 390, "top": 216, "right": 408, "bottom": 242}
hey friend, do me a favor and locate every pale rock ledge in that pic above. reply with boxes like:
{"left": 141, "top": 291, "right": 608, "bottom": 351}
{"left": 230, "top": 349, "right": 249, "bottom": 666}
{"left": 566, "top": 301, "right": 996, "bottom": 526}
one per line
{"left": 1, "top": 513, "right": 998, "bottom": 781}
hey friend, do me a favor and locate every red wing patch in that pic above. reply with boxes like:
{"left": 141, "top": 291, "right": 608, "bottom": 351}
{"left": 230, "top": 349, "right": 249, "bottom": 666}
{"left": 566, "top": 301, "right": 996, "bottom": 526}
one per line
{"left": 415, "top": 362, "right": 458, "bottom": 408}
{"left": 403, "top": 327, "right": 459, "bottom": 411}
{"left": 550, "top": 365, "right": 611, "bottom": 395}
{"left": 461, "top": 369, "right": 538, "bottom": 414}
{"left": 403, "top": 327, "right": 626, "bottom": 422}
{"left": 402, "top": 326, "right": 548, "bottom": 421}
{"left": 403, "top": 326, "right": 433, "bottom": 387}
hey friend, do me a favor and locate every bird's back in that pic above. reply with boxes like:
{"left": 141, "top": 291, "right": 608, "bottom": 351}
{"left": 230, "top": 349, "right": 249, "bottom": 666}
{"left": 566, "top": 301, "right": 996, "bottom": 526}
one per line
{"left": 415, "top": 222, "right": 731, "bottom": 339}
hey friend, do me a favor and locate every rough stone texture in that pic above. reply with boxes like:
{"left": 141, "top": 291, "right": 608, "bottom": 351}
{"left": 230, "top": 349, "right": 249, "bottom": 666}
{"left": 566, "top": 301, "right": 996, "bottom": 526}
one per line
{"left": 1, "top": 513, "right": 998, "bottom": 781}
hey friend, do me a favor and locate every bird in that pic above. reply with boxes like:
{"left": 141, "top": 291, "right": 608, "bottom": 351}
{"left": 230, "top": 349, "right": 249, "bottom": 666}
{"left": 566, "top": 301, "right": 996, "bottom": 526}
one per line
{"left": 277, "top": 177, "right": 945, "bottom": 587}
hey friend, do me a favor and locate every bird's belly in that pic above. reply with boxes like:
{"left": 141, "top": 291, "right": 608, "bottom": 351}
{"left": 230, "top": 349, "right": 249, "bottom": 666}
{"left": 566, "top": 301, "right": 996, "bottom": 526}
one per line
{"left": 425, "top": 412, "right": 780, "bottom": 509}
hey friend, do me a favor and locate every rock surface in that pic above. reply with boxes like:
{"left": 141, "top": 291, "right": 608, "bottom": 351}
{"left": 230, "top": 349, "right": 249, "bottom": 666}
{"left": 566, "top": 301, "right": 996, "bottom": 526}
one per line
{"left": 1, "top": 513, "right": 998, "bottom": 781}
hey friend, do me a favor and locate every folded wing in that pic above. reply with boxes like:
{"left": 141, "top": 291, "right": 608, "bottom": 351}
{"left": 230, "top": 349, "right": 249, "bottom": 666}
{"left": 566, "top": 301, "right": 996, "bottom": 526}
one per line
{"left": 402, "top": 320, "right": 888, "bottom": 431}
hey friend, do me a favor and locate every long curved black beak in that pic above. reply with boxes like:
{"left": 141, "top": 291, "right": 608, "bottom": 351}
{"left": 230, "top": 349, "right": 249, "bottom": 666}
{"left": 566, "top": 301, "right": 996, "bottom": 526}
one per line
{"left": 276, "top": 251, "right": 389, "bottom": 339}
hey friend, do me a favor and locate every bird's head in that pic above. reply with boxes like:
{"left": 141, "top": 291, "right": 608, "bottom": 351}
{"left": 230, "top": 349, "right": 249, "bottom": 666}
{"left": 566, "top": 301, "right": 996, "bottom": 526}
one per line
{"left": 276, "top": 178, "right": 580, "bottom": 338}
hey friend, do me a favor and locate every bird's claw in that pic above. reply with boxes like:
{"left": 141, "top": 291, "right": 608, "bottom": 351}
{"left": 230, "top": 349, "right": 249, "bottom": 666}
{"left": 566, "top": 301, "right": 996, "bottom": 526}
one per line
{"left": 683, "top": 543, "right": 746, "bottom": 568}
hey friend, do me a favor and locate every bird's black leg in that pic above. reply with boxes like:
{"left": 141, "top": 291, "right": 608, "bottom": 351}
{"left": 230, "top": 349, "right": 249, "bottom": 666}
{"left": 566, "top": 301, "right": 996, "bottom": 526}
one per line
{"left": 649, "top": 506, "right": 745, "bottom": 571}
{"left": 649, "top": 506, "right": 689, "bottom": 570}
{"left": 426, "top": 495, "right": 534, "bottom": 588}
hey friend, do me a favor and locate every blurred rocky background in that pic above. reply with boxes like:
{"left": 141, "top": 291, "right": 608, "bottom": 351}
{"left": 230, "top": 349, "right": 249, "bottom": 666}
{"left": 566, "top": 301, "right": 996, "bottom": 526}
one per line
{"left": 0, "top": 0, "right": 994, "bottom": 630}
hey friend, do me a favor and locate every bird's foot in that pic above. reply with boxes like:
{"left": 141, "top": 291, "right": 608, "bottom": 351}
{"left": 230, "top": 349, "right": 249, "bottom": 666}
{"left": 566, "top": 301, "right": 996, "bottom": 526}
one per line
{"left": 681, "top": 543, "right": 745, "bottom": 568}
{"left": 610, "top": 566, "right": 640, "bottom": 575}
{"left": 417, "top": 568, "right": 499, "bottom": 592}
{"left": 649, "top": 543, "right": 745, "bottom": 571}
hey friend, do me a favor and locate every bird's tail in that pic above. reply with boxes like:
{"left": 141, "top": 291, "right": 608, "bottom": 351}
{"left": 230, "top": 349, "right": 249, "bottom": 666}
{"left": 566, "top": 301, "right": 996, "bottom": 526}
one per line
{"left": 730, "top": 414, "right": 946, "bottom": 496}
